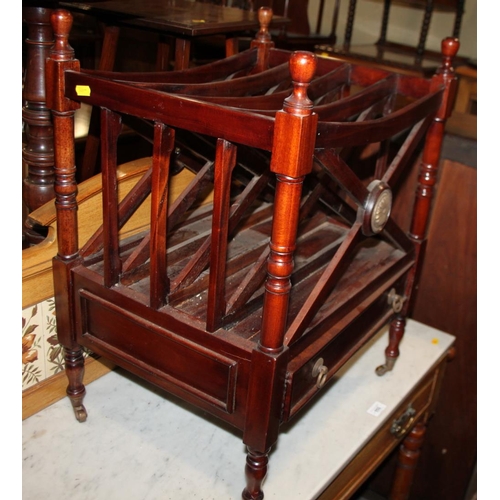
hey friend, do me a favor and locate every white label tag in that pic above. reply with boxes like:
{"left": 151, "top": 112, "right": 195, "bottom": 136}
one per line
{"left": 367, "top": 401, "right": 387, "bottom": 417}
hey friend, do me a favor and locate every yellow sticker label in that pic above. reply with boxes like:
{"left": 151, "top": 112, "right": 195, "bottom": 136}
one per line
{"left": 75, "top": 85, "right": 91, "bottom": 97}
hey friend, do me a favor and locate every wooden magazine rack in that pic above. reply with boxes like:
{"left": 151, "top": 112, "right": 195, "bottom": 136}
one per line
{"left": 47, "top": 7, "right": 458, "bottom": 499}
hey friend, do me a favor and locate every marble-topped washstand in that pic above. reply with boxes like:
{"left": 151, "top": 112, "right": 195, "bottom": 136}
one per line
{"left": 22, "top": 319, "right": 454, "bottom": 500}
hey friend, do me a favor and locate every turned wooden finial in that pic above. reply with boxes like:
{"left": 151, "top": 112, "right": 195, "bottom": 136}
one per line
{"left": 251, "top": 6, "right": 274, "bottom": 71}
{"left": 254, "top": 6, "right": 272, "bottom": 44}
{"left": 439, "top": 37, "right": 460, "bottom": 75}
{"left": 50, "top": 9, "right": 74, "bottom": 61}
{"left": 284, "top": 51, "right": 317, "bottom": 116}
{"left": 447, "top": 346, "right": 457, "bottom": 361}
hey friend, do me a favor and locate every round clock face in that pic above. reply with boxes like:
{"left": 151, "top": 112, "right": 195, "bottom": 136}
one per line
{"left": 371, "top": 188, "right": 392, "bottom": 233}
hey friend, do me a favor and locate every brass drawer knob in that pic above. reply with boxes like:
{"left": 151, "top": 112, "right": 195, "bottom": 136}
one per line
{"left": 390, "top": 405, "right": 416, "bottom": 439}
{"left": 312, "top": 358, "right": 328, "bottom": 389}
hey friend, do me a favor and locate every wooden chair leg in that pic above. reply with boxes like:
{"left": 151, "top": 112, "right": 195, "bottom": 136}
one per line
{"left": 389, "top": 422, "right": 426, "bottom": 500}
{"left": 378, "top": 0, "right": 392, "bottom": 46}
{"left": 416, "top": 1, "right": 433, "bottom": 57}
{"left": 343, "top": 0, "right": 357, "bottom": 48}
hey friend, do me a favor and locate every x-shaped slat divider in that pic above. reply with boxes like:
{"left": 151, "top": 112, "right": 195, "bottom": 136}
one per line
{"left": 121, "top": 159, "right": 215, "bottom": 276}
{"left": 283, "top": 112, "right": 429, "bottom": 345}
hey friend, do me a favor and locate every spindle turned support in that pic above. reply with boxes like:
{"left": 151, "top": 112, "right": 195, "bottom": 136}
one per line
{"left": 48, "top": 9, "right": 86, "bottom": 422}
{"left": 376, "top": 37, "right": 459, "bottom": 376}
{"left": 389, "top": 422, "right": 427, "bottom": 500}
{"left": 64, "top": 347, "right": 87, "bottom": 422}
{"left": 242, "top": 51, "right": 318, "bottom": 500}
{"left": 242, "top": 447, "right": 270, "bottom": 500}
{"left": 22, "top": 6, "right": 56, "bottom": 245}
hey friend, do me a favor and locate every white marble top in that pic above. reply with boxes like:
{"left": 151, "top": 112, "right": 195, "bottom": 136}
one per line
{"left": 22, "top": 319, "right": 454, "bottom": 500}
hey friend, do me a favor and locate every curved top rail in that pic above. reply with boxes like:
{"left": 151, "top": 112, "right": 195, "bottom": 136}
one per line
{"left": 82, "top": 48, "right": 261, "bottom": 83}
{"left": 64, "top": 70, "right": 277, "bottom": 151}
{"left": 62, "top": 52, "right": 444, "bottom": 152}
{"left": 314, "top": 89, "right": 444, "bottom": 148}
{"left": 51, "top": 7, "right": 458, "bottom": 157}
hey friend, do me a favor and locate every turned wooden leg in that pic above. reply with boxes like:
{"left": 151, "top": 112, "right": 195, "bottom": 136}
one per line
{"left": 376, "top": 315, "right": 405, "bottom": 376}
{"left": 242, "top": 447, "right": 270, "bottom": 500}
{"left": 64, "top": 347, "right": 87, "bottom": 422}
{"left": 22, "top": 6, "right": 56, "bottom": 245}
{"left": 389, "top": 422, "right": 426, "bottom": 500}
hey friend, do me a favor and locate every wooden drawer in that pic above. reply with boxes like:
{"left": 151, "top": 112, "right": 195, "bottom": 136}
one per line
{"left": 317, "top": 359, "right": 446, "bottom": 500}
{"left": 283, "top": 286, "right": 401, "bottom": 421}
{"left": 78, "top": 289, "right": 239, "bottom": 414}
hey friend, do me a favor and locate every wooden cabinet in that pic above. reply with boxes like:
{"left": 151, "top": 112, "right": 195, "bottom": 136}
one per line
{"left": 320, "top": 334, "right": 452, "bottom": 499}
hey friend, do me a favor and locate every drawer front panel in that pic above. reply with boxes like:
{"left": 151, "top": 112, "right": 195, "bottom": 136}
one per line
{"left": 78, "top": 290, "right": 238, "bottom": 413}
{"left": 285, "top": 294, "right": 394, "bottom": 420}
{"left": 318, "top": 366, "right": 440, "bottom": 500}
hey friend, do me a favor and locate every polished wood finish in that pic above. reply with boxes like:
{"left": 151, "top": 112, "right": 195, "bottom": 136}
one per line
{"left": 389, "top": 422, "right": 427, "bottom": 500}
{"left": 61, "top": 0, "right": 287, "bottom": 70}
{"left": 318, "top": 347, "right": 450, "bottom": 499}
{"left": 22, "top": 160, "right": 208, "bottom": 419}
{"left": 22, "top": 1, "right": 286, "bottom": 245}
{"left": 22, "top": 5, "right": 56, "bottom": 245}
{"left": 61, "top": 0, "right": 286, "bottom": 191}
{"left": 266, "top": 0, "right": 341, "bottom": 51}
{"left": 365, "top": 157, "right": 476, "bottom": 500}
{"left": 22, "top": 158, "right": 205, "bottom": 309}
{"left": 22, "top": 2, "right": 103, "bottom": 245}
{"left": 47, "top": 8, "right": 459, "bottom": 498}
{"left": 406, "top": 159, "right": 476, "bottom": 500}
{"left": 23, "top": 157, "right": 150, "bottom": 309}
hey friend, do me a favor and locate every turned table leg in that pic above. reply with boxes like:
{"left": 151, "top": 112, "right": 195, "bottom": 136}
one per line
{"left": 389, "top": 421, "right": 426, "bottom": 500}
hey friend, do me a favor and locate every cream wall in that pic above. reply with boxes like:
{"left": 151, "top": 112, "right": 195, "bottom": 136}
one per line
{"left": 308, "top": 0, "right": 477, "bottom": 60}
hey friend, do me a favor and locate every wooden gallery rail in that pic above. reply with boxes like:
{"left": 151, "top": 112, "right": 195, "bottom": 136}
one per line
{"left": 47, "top": 7, "right": 458, "bottom": 500}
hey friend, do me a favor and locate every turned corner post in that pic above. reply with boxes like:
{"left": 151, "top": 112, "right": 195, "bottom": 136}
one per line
{"left": 242, "top": 51, "right": 318, "bottom": 500}
{"left": 409, "top": 37, "right": 459, "bottom": 243}
{"left": 261, "top": 50, "right": 318, "bottom": 353}
{"left": 47, "top": 9, "right": 87, "bottom": 422}
{"left": 403, "top": 37, "right": 460, "bottom": 314}
{"left": 46, "top": 9, "right": 81, "bottom": 261}
{"left": 251, "top": 7, "right": 274, "bottom": 72}
{"left": 376, "top": 38, "right": 460, "bottom": 378}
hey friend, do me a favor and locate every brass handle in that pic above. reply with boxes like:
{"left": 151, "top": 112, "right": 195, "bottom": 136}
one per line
{"left": 387, "top": 288, "right": 404, "bottom": 313}
{"left": 390, "top": 405, "right": 416, "bottom": 439}
{"left": 312, "top": 358, "right": 328, "bottom": 389}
